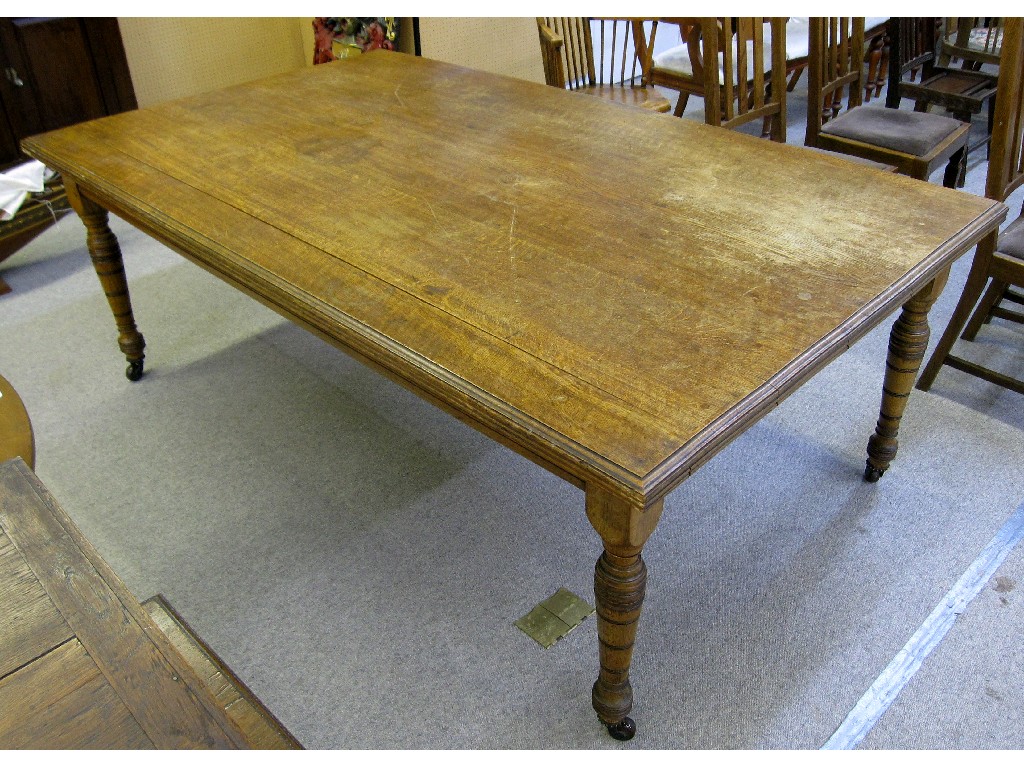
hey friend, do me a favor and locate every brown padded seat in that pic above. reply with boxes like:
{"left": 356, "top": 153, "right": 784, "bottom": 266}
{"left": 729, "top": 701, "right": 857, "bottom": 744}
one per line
{"left": 998, "top": 216, "right": 1024, "bottom": 258}
{"left": 820, "top": 105, "right": 963, "bottom": 156}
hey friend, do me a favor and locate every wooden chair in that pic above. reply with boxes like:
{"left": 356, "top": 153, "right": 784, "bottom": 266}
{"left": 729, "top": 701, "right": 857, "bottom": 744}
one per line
{"left": 885, "top": 17, "right": 942, "bottom": 104}
{"left": 699, "top": 17, "right": 787, "bottom": 141}
{"left": 636, "top": 18, "right": 704, "bottom": 117}
{"left": 917, "top": 17, "right": 1024, "bottom": 395}
{"left": 536, "top": 18, "right": 671, "bottom": 113}
{"left": 938, "top": 17, "right": 1005, "bottom": 69}
{"left": 887, "top": 17, "right": 998, "bottom": 167}
{"left": 805, "top": 17, "right": 970, "bottom": 188}
{"left": 638, "top": 17, "right": 787, "bottom": 136}
{"left": 783, "top": 17, "right": 889, "bottom": 100}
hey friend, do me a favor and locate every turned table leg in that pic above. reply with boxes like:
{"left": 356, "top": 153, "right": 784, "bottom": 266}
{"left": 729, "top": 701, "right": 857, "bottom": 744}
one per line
{"left": 593, "top": 544, "right": 646, "bottom": 740}
{"left": 65, "top": 180, "right": 146, "bottom": 381}
{"left": 586, "top": 488, "right": 664, "bottom": 740}
{"left": 864, "top": 269, "right": 949, "bottom": 482}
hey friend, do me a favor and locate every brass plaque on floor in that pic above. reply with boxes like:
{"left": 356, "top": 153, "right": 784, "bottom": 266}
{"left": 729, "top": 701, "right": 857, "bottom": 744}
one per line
{"left": 515, "top": 588, "right": 594, "bottom": 648}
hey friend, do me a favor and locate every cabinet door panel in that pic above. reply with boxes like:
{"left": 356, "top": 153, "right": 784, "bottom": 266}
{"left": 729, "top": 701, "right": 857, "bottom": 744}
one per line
{"left": 0, "top": 17, "right": 135, "bottom": 166}
{"left": 0, "top": 18, "right": 107, "bottom": 140}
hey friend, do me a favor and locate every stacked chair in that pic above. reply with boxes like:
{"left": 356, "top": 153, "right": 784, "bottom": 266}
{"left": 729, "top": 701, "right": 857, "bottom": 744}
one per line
{"left": 917, "top": 17, "right": 1024, "bottom": 395}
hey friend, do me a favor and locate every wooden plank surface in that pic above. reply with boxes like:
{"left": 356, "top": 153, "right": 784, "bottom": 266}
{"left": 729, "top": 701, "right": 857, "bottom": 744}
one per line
{"left": 0, "top": 529, "right": 72, "bottom": 679}
{"left": 0, "top": 638, "right": 154, "bottom": 749}
{"left": 21, "top": 52, "right": 1006, "bottom": 500}
{"left": 0, "top": 458, "right": 250, "bottom": 749}
{"left": 143, "top": 595, "right": 302, "bottom": 750}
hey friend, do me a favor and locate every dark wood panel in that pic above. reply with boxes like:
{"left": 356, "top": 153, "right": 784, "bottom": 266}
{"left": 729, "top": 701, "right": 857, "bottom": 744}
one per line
{"left": 0, "top": 18, "right": 106, "bottom": 139}
{"left": 0, "top": 17, "right": 136, "bottom": 166}
{"left": 0, "top": 91, "right": 18, "bottom": 168}
{"left": 82, "top": 18, "right": 137, "bottom": 115}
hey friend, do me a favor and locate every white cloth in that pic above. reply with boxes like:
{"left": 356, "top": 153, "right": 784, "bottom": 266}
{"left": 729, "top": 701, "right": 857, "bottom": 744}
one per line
{"left": 0, "top": 160, "right": 55, "bottom": 221}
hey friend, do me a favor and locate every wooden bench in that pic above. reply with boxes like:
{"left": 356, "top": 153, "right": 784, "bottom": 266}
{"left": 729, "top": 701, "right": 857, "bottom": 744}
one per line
{"left": 0, "top": 457, "right": 300, "bottom": 749}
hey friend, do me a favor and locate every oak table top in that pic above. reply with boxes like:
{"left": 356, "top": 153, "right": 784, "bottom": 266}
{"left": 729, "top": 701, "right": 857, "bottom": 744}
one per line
{"left": 21, "top": 51, "right": 1006, "bottom": 741}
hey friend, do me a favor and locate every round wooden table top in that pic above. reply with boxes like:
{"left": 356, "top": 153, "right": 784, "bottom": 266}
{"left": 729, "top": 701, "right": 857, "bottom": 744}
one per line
{"left": 0, "top": 373, "right": 34, "bottom": 469}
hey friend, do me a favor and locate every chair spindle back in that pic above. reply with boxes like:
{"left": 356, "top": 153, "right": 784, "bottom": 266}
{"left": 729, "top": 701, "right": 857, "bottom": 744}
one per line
{"left": 886, "top": 17, "right": 940, "bottom": 99}
{"left": 538, "top": 18, "right": 645, "bottom": 91}
{"left": 701, "top": 17, "right": 788, "bottom": 141}
{"left": 806, "top": 17, "right": 866, "bottom": 146}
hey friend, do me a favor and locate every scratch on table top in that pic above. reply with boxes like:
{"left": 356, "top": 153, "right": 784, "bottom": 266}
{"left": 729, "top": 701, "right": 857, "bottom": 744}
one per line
{"left": 509, "top": 206, "right": 520, "bottom": 306}
{"left": 394, "top": 85, "right": 406, "bottom": 108}
{"left": 425, "top": 201, "right": 453, "bottom": 239}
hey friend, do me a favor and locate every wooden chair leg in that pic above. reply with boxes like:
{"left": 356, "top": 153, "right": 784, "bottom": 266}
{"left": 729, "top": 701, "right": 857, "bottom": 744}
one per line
{"left": 865, "top": 46, "right": 881, "bottom": 101}
{"left": 786, "top": 66, "right": 804, "bottom": 92}
{"left": 673, "top": 93, "right": 689, "bottom": 117}
{"left": 942, "top": 144, "right": 967, "bottom": 188}
{"left": 874, "top": 41, "right": 889, "bottom": 98}
{"left": 917, "top": 233, "right": 997, "bottom": 391}
{"left": 831, "top": 89, "right": 842, "bottom": 119}
{"left": 962, "top": 278, "right": 1009, "bottom": 340}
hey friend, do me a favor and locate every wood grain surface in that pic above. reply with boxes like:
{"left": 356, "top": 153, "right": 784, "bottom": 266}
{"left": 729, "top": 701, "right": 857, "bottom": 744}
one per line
{"left": 20, "top": 51, "right": 1004, "bottom": 504}
{"left": 0, "top": 458, "right": 252, "bottom": 749}
{"left": 143, "top": 595, "right": 302, "bottom": 749}
{"left": 0, "top": 638, "right": 154, "bottom": 749}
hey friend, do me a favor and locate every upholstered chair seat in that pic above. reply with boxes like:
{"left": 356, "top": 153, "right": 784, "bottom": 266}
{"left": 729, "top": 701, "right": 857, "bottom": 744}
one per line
{"left": 998, "top": 217, "right": 1024, "bottom": 258}
{"left": 819, "top": 106, "right": 964, "bottom": 156}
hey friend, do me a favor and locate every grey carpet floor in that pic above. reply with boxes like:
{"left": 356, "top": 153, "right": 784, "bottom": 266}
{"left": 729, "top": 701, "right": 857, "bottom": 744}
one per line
{"left": 1, "top": 79, "right": 1023, "bottom": 751}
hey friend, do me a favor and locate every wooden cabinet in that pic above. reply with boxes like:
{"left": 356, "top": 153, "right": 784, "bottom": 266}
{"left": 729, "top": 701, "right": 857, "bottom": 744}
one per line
{"left": 0, "top": 17, "right": 136, "bottom": 167}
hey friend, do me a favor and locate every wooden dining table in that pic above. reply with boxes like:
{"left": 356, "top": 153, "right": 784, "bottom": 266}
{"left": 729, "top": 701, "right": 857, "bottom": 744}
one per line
{"left": 21, "top": 51, "right": 1005, "bottom": 741}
